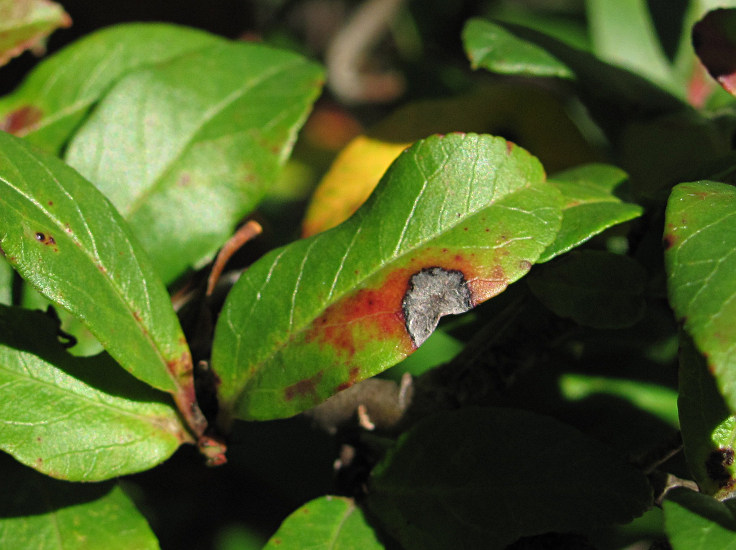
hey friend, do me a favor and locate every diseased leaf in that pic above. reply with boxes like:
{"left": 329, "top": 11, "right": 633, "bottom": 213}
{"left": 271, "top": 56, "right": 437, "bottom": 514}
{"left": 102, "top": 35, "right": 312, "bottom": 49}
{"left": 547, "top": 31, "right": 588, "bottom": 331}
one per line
{"left": 303, "top": 84, "right": 595, "bottom": 237}
{"left": 527, "top": 250, "right": 647, "bottom": 329}
{"left": 678, "top": 334, "right": 736, "bottom": 498}
{"left": 539, "top": 164, "right": 643, "bottom": 262}
{"left": 367, "top": 407, "right": 652, "bottom": 550}
{"left": 0, "top": 455, "right": 159, "bottom": 549}
{"left": 65, "top": 41, "right": 323, "bottom": 284}
{"left": 0, "top": 305, "right": 189, "bottom": 481}
{"left": 0, "top": 0, "right": 70, "bottom": 67}
{"left": 664, "top": 181, "right": 736, "bottom": 416}
{"left": 0, "top": 23, "right": 222, "bottom": 153}
{"left": 0, "top": 131, "right": 204, "bottom": 435}
{"left": 664, "top": 488, "right": 736, "bottom": 549}
{"left": 693, "top": 8, "right": 736, "bottom": 97}
{"left": 213, "top": 133, "right": 562, "bottom": 421}
{"left": 263, "top": 496, "right": 383, "bottom": 550}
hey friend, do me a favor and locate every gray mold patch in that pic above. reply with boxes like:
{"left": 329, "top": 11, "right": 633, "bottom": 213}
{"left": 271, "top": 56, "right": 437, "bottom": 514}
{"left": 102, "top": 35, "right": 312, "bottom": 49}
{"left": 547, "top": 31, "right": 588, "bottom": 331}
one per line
{"left": 402, "top": 267, "right": 472, "bottom": 347}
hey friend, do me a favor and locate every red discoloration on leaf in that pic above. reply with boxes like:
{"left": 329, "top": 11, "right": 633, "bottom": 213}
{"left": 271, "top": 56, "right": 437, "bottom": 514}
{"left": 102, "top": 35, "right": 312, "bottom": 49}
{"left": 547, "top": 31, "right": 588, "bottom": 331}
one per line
{"left": 336, "top": 366, "right": 361, "bottom": 392}
{"left": 308, "top": 269, "right": 412, "bottom": 358}
{"left": 0, "top": 105, "right": 43, "bottom": 134}
{"left": 308, "top": 250, "right": 511, "bottom": 359}
{"left": 285, "top": 370, "right": 323, "bottom": 401}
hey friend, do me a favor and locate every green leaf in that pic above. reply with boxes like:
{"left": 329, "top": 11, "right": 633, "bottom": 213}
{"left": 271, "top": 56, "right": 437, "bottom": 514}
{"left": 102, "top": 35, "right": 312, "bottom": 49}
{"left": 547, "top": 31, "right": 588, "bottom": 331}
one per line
{"left": 0, "top": 455, "right": 159, "bottom": 549}
{"left": 65, "top": 41, "right": 323, "bottom": 284}
{"left": 665, "top": 181, "right": 736, "bottom": 416}
{"left": 559, "top": 373, "right": 679, "bottom": 428}
{"left": 0, "top": 305, "right": 188, "bottom": 481}
{"left": 528, "top": 250, "right": 647, "bottom": 329}
{"left": 212, "top": 133, "right": 562, "bottom": 421}
{"left": 0, "top": 23, "right": 223, "bottom": 153}
{"left": 0, "top": 256, "right": 12, "bottom": 305}
{"left": 367, "top": 407, "right": 652, "bottom": 550}
{"left": 586, "top": 0, "right": 677, "bottom": 92}
{"left": 664, "top": 488, "right": 736, "bottom": 549}
{"left": 678, "top": 334, "right": 736, "bottom": 498}
{"left": 263, "top": 496, "right": 383, "bottom": 550}
{"left": 0, "top": 130, "right": 204, "bottom": 435}
{"left": 539, "top": 163, "right": 643, "bottom": 262}
{"left": 462, "top": 17, "right": 573, "bottom": 79}
{"left": 0, "top": 0, "right": 70, "bottom": 67}
{"left": 462, "top": 18, "right": 688, "bottom": 133}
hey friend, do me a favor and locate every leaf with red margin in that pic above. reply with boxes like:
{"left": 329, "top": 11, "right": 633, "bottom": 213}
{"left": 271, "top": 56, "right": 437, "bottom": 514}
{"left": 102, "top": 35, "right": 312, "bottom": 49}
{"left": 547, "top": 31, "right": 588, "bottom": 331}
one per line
{"left": 693, "top": 9, "right": 736, "bottom": 97}
{"left": 665, "top": 181, "right": 736, "bottom": 416}
{"left": 0, "top": 0, "right": 70, "bottom": 68}
{"left": 0, "top": 130, "right": 205, "bottom": 437}
{"left": 212, "top": 133, "right": 562, "bottom": 422}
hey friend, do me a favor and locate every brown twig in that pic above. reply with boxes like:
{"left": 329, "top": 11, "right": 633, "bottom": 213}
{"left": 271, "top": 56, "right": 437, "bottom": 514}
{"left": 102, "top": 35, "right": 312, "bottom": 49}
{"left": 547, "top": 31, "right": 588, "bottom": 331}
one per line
{"left": 206, "top": 220, "right": 262, "bottom": 297}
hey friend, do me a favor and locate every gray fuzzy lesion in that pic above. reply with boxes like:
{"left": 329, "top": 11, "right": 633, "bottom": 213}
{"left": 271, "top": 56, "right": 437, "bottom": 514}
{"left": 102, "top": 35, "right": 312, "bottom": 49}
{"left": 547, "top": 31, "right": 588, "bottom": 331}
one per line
{"left": 402, "top": 267, "right": 472, "bottom": 347}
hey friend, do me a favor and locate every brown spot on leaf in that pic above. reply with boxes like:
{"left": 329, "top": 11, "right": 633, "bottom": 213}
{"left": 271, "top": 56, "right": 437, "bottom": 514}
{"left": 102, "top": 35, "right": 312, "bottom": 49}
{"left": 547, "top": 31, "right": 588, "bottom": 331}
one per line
{"left": 285, "top": 371, "right": 323, "bottom": 402}
{"left": 35, "top": 232, "right": 56, "bottom": 247}
{"left": 0, "top": 105, "right": 43, "bottom": 134}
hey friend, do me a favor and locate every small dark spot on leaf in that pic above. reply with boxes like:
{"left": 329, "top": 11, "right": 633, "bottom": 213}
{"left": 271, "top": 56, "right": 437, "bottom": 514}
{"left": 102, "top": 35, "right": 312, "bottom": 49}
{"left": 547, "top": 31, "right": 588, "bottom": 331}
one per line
{"left": 463, "top": 227, "right": 468, "bottom": 231}
{"left": 47, "top": 201, "right": 53, "bottom": 206}
{"left": 403, "top": 267, "right": 472, "bottom": 347}
{"left": 36, "top": 437, "right": 42, "bottom": 442}
{"left": 663, "top": 234, "right": 675, "bottom": 250}
{"left": 35, "top": 232, "right": 56, "bottom": 247}
{"left": 285, "top": 371, "right": 323, "bottom": 402}
{"left": 485, "top": 228, "right": 490, "bottom": 232}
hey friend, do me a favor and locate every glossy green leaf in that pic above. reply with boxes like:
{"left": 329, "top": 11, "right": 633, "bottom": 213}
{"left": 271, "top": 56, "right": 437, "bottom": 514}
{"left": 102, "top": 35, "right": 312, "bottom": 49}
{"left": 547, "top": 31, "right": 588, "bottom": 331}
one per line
{"left": 664, "top": 488, "right": 736, "bottom": 549}
{"left": 0, "top": 23, "right": 222, "bottom": 153}
{"left": 0, "top": 305, "right": 189, "bottom": 481}
{"left": 65, "top": 41, "right": 323, "bottom": 284}
{"left": 678, "top": 334, "right": 736, "bottom": 498}
{"left": 212, "top": 133, "right": 562, "bottom": 421}
{"left": 367, "top": 407, "right": 652, "bottom": 550}
{"left": 0, "top": 0, "right": 70, "bottom": 67}
{"left": 586, "top": 0, "right": 677, "bottom": 93}
{"left": 463, "top": 17, "right": 573, "bottom": 79}
{"left": 0, "top": 456, "right": 159, "bottom": 549}
{"left": 528, "top": 250, "right": 647, "bottom": 328}
{"left": 463, "top": 18, "right": 687, "bottom": 132}
{"left": 303, "top": 84, "right": 595, "bottom": 237}
{"left": 539, "top": 163, "right": 643, "bottom": 262}
{"left": 263, "top": 496, "right": 383, "bottom": 550}
{"left": 0, "top": 131, "right": 204, "bottom": 435}
{"left": 665, "top": 181, "right": 736, "bottom": 416}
